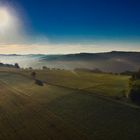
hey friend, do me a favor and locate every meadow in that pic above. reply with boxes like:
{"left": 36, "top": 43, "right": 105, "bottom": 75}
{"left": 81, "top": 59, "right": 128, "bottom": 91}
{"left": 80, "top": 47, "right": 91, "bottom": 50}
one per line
{"left": 0, "top": 68, "right": 140, "bottom": 140}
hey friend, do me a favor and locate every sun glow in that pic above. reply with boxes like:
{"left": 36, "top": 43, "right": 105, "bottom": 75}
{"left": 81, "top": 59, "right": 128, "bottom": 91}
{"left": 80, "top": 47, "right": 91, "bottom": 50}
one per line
{"left": 0, "top": 7, "right": 14, "bottom": 33}
{"left": 0, "top": 5, "right": 24, "bottom": 44}
{"left": 0, "top": 8, "right": 11, "bottom": 27}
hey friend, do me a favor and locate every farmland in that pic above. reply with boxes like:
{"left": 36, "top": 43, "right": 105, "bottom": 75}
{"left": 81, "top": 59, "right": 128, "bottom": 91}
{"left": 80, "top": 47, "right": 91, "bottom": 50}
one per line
{"left": 0, "top": 69, "right": 140, "bottom": 140}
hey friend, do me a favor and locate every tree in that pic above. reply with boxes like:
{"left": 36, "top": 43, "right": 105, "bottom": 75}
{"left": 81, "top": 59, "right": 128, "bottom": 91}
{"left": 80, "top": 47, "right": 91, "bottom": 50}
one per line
{"left": 31, "top": 71, "right": 36, "bottom": 79}
{"left": 42, "top": 66, "right": 47, "bottom": 70}
{"left": 14, "top": 63, "right": 20, "bottom": 69}
{"left": 29, "top": 67, "right": 33, "bottom": 70}
{"left": 129, "top": 85, "right": 140, "bottom": 105}
{"left": 129, "top": 70, "right": 140, "bottom": 105}
{"left": 131, "top": 69, "right": 140, "bottom": 80}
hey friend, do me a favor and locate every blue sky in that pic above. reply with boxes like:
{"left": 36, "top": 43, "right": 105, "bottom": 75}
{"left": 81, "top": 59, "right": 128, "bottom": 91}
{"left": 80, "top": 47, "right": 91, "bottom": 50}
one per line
{"left": 0, "top": 0, "right": 140, "bottom": 54}
{"left": 17, "top": 0, "right": 140, "bottom": 42}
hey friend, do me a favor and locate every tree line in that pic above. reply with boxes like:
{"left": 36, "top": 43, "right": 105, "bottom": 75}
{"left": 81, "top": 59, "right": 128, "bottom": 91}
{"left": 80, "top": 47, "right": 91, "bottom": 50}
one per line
{"left": 129, "top": 70, "right": 140, "bottom": 105}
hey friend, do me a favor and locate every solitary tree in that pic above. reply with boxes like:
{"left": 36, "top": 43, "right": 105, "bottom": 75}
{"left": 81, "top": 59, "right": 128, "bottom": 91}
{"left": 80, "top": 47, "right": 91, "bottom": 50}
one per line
{"left": 15, "top": 63, "right": 20, "bottom": 69}
{"left": 29, "top": 67, "right": 33, "bottom": 70}
{"left": 31, "top": 71, "right": 36, "bottom": 79}
{"left": 42, "top": 66, "right": 46, "bottom": 69}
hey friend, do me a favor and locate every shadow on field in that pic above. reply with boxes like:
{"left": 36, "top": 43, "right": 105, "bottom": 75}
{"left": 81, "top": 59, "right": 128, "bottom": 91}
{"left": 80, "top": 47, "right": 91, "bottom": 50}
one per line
{"left": 46, "top": 90, "right": 140, "bottom": 140}
{"left": 35, "top": 79, "right": 44, "bottom": 86}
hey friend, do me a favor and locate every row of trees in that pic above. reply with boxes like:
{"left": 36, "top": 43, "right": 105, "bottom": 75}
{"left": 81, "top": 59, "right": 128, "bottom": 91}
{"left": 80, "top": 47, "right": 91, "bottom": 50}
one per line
{"left": 131, "top": 70, "right": 140, "bottom": 80}
{"left": 0, "top": 62, "right": 20, "bottom": 69}
{"left": 0, "top": 62, "right": 51, "bottom": 70}
{"left": 129, "top": 70, "right": 140, "bottom": 105}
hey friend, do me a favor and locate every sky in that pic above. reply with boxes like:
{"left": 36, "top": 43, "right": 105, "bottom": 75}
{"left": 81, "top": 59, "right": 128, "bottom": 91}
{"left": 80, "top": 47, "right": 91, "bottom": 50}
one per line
{"left": 0, "top": 0, "right": 140, "bottom": 54}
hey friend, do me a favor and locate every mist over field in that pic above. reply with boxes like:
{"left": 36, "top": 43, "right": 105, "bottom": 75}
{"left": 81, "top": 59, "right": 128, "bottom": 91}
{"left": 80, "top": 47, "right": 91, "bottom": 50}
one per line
{"left": 1, "top": 51, "right": 140, "bottom": 72}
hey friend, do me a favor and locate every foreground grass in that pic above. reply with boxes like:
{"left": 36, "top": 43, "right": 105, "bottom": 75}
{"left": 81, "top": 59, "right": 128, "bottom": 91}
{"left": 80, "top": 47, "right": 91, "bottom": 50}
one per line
{"left": 0, "top": 69, "right": 138, "bottom": 140}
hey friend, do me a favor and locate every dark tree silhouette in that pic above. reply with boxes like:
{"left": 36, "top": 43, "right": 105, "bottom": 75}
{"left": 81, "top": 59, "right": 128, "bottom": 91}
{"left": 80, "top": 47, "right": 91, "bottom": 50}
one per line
{"left": 129, "top": 87, "right": 140, "bottom": 105}
{"left": 129, "top": 69, "right": 140, "bottom": 105}
{"left": 29, "top": 67, "right": 33, "bottom": 70}
{"left": 14, "top": 63, "right": 20, "bottom": 69}
{"left": 42, "top": 66, "right": 47, "bottom": 69}
{"left": 31, "top": 71, "right": 36, "bottom": 79}
{"left": 131, "top": 70, "right": 140, "bottom": 80}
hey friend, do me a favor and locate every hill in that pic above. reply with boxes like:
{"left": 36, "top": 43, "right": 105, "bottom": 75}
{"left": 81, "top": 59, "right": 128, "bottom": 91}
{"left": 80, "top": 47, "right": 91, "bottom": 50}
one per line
{"left": 40, "top": 51, "right": 140, "bottom": 72}
{"left": 1, "top": 51, "right": 140, "bottom": 72}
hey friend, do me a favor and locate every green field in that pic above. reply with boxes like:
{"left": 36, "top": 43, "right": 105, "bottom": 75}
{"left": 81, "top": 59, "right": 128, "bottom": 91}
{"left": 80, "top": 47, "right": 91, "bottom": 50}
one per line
{"left": 19, "top": 69, "right": 130, "bottom": 96}
{"left": 0, "top": 69, "right": 140, "bottom": 140}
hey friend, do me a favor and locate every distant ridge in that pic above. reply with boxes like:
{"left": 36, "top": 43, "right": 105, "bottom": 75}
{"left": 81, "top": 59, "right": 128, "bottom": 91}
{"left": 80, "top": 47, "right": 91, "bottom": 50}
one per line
{"left": 39, "top": 51, "right": 140, "bottom": 72}
{"left": 0, "top": 51, "right": 140, "bottom": 72}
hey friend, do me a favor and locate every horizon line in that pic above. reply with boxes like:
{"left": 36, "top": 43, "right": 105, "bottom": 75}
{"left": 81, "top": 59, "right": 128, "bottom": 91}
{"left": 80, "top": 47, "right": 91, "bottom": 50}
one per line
{"left": 0, "top": 50, "right": 140, "bottom": 55}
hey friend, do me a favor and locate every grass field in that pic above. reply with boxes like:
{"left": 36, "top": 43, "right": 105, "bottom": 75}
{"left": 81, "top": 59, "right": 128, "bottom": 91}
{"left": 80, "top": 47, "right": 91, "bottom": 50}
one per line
{"left": 0, "top": 69, "right": 140, "bottom": 140}
{"left": 23, "top": 69, "right": 130, "bottom": 97}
